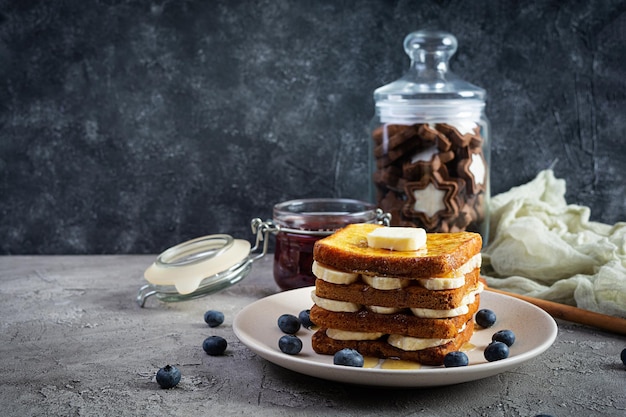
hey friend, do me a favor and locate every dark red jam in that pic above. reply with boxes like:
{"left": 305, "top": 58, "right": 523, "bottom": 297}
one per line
{"left": 271, "top": 198, "right": 383, "bottom": 291}
{"left": 273, "top": 231, "right": 321, "bottom": 290}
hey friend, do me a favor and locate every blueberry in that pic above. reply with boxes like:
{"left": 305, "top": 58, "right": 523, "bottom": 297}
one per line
{"left": 155, "top": 364, "right": 181, "bottom": 389}
{"left": 277, "top": 314, "right": 301, "bottom": 334}
{"left": 278, "top": 334, "right": 303, "bottom": 355}
{"left": 202, "top": 336, "right": 227, "bottom": 356}
{"left": 203, "top": 310, "right": 225, "bottom": 328}
{"left": 492, "top": 329, "right": 516, "bottom": 347}
{"left": 443, "top": 351, "right": 469, "bottom": 367}
{"left": 621, "top": 348, "right": 626, "bottom": 366}
{"left": 333, "top": 348, "right": 364, "bottom": 367}
{"left": 298, "top": 309, "right": 315, "bottom": 329}
{"left": 475, "top": 309, "right": 497, "bottom": 328}
{"left": 484, "top": 341, "right": 509, "bottom": 362}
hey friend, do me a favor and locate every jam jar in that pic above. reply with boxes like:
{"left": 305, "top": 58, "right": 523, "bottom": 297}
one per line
{"left": 272, "top": 198, "right": 389, "bottom": 290}
{"left": 370, "top": 30, "right": 490, "bottom": 244}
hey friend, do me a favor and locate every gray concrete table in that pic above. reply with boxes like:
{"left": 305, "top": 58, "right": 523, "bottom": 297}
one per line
{"left": 1, "top": 255, "right": 625, "bottom": 416}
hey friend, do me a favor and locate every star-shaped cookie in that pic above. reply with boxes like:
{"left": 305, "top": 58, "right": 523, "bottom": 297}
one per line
{"left": 402, "top": 172, "right": 460, "bottom": 230}
{"left": 457, "top": 147, "right": 487, "bottom": 195}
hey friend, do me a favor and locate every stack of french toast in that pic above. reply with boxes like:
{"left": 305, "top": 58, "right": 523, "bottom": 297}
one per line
{"left": 309, "top": 223, "right": 483, "bottom": 365}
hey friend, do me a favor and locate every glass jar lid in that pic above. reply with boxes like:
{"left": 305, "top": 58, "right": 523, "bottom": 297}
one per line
{"left": 136, "top": 219, "right": 276, "bottom": 307}
{"left": 374, "top": 30, "right": 485, "bottom": 123}
{"left": 143, "top": 234, "right": 252, "bottom": 295}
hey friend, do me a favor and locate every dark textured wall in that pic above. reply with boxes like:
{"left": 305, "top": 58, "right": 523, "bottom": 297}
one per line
{"left": 1, "top": 0, "right": 625, "bottom": 254}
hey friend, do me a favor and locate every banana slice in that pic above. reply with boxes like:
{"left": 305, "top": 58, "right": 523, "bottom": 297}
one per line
{"left": 367, "top": 305, "right": 402, "bottom": 314}
{"left": 362, "top": 275, "right": 410, "bottom": 290}
{"left": 311, "top": 292, "right": 361, "bottom": 312}
{"left": 326, "top": 328, "right": 384, "bottom": 341}
{"left": 312, "top": 261, "right": 359, "bottom": 284}
{"left": 418, "top": 276, "right": 465, "bottom": 290}
{"left": 387, "top": 334, "right": 452, "bottom": 351}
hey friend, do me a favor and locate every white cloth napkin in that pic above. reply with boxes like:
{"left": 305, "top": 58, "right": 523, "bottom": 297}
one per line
{"left": 481, "top": 169, "right": 626, "bottom": 318}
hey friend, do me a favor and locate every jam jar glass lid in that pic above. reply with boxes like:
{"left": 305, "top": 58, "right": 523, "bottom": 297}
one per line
{"left": 142, "top": 234, "right": 251, "bottom": 296}
{"left": 137, "top": 219, "right": 276, "bottom": 307}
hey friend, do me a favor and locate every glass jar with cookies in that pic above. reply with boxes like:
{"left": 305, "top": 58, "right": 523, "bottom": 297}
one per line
{"left": 370, "top": 29, "right": 490, "bottom": 244}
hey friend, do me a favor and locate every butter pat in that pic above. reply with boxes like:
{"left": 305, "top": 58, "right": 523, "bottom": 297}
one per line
{"left": 367, "top": 227, "right": 426, "bottom": 251}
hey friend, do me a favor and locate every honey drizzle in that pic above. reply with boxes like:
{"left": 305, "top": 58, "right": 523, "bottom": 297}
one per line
{"left": 362, "top": 356, "right": 380, "bottom": 368}
{"left": 461, "top": 342, "right": 476, "bottom": 352}
{"left": 380, "top": 359, "right": 422, "bottom": 370}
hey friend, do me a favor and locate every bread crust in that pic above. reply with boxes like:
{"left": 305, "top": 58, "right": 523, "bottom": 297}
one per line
{"left": 313, "top": 223, "right": 482, "bottom": 278}
{"left": 310, "top": 294, "right": 480, "bottom": 339}
{"left": 314, "top": 269, "right": 480, "bottom": 310}
{"left": 311, "top": 319, "right": 475, "bottom": 366}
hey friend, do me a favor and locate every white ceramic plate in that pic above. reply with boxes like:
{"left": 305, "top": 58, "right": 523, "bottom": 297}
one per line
{"left": 233, "top": 287, "right": 558, "bottom": 387}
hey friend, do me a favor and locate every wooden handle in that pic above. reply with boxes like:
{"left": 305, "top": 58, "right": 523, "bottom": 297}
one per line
{"left": 485, "top": 287, "right": 626, "bottom": 336}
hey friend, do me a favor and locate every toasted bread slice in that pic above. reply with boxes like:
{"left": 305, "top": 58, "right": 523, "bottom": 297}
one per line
{"left": 314, "top": 269, "right": 480, "bottom": 310}
{"left": 310, "top": 295, "right": 480, "bottom": 339}
{"left": 311, "top": 319, "right": 475, "bottom": 366}
{"left": 313, "top": 223, "right": 482, "bottom": 278}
